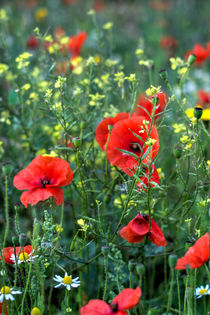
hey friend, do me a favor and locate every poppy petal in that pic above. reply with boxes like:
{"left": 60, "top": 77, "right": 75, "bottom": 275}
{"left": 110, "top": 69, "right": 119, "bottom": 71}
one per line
{"left": 148, "top": 218, "right": 167, "bottom": 246}
{"left": 20, "top": 188, "right": 54, "bottom": 208}
{"left": 112, "top": 287, "right": 141, "bottom": 311}
{"left": 175, "top": 232, "right": 209, "bottom": 269}
{"left": 80, "top": 300, "right": 111, "bottom": 315}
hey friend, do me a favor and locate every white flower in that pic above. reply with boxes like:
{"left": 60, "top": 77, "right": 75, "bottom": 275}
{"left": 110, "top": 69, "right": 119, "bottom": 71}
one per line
{"left": 53, "top": 273, "right": 80, "bottom": 291}
{"left": 10, "top": 249, "right": 38, "bottom": 265}
{"left": 0, "top": 286, "right": 22, "bottom": 302}
{"left": 195, "top": 284, "right": 210, "bottom": 299}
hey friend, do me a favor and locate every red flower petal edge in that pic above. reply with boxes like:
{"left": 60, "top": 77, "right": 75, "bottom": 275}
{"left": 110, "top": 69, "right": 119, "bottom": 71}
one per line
{"left": 175, "top": 232, "right": 209, "bottom": 270}
{"left": 95, "top": 112, "right": 129, "bottom": 151}
{"left": 120, "top": 214, "right": 167, "bottom": 247}
{"left": 80, "top": 287, "right": 141, "bottom": 315}
{"left": 106, "top": 116, "right": 159, "bottom": 176}
{"left": 135, "top": 92, "right": 168, "bottom": 122}
{"left": 13, "top": 155, "right": 73, "bottom": 208}
{"left": 0, "top": 245, "right": 35, "bottom": 264}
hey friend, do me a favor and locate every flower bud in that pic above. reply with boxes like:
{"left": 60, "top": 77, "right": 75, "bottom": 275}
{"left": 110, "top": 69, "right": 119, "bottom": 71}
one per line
{"left": 72, "top": 138, "right": 81, "bottom": 148}
{"left": 136, "top": 263, "right": 145, "bottom": 276}
{"left": 19, "top": 233, "right": 27, "bottom": 247}
{"left": 128, "top": 259, "right": 136, "bottom": 272}
{"left": 193, "top": 105, "right": 203, "bottom": 120}
{"left": 2, "top": 163, "right": 12, "bottom": 177}
{"left": 80, "top": 121, "right": 87, "bottom": 130}
{"left": 31, "top": 307, "right": 41, "bottom": 315}
{"left": 168, "top": 254, "right": 177, "bottom": 269}
{"left": 159, "top": 69, "right": 168, "bottom": 82}
{"left": 187, "top": 54, "right": 196, "bottom": 67}
{"left": 14, "top": 203, "right": 21, "bottom": 211}
{"left": 173, "top": 146, "right": 182, "bottom": 159}
{"left": 101, "top": 246, "right": 109, "bottom": 256}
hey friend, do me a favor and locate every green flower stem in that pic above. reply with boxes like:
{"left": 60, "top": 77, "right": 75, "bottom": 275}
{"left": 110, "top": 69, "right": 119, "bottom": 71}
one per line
{"left": 176, "top": 271, "right": 181, "bottom": 315}
{"left": 102, "top": 255, "right": 108, "bottom": 300}
{"left": 76, "top": 150, "right": 88, "bottom": 215}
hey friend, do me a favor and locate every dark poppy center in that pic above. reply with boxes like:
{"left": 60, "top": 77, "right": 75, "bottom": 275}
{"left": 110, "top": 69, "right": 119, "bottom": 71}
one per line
{"left": 130, "top": 142, "right": 141, "bottom": 152}
{"left": 110, "top": 303, "right": 118, "bottom": 313}
{"left": 40, "top": 177, "right": 50, "bottom": 188}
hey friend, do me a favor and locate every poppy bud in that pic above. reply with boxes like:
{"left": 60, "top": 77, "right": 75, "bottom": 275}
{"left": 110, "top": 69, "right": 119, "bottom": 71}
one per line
{"left": 168, "top": 254, "right": 177, "bottom": 269}
{"left": 12, "top": 236, "right": 19, "bottom": 246}
{"left": 128, "top": 259, "right": 136, "bottom": 272}
{"left": 14, "top": 203, "right": 21, "bottom": 211}
{"left": 173, "top": 146, "right": 182, "bottom": 159}
{"left": 2, "top": 163, "right": 12, "bottom": 177}
{"left": 80, "top": 121, "right": 86, "bottom": 130}
{"left": 187, "top": 54, "right": 196, "bottom": 67}
{"left": 72, "top": 138, "right": 81, "bottom": 148}
{"left": 136, "top": 263, "right": 145, "bottom": 276}
{"left": 19, "top": 233, "right": 27, "bottom": 247}
{"left": 193, "top": 105, "right": 203, "bottom": 120}
{"left": 159, "top": 69, "right": 168, "bottom": 83}
{"left": 101, "top": 246, "right": 109, "bottom": 256}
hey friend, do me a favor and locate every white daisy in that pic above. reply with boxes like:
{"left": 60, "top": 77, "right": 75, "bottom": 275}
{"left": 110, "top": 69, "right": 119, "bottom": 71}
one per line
{"left": 195, "top": 284, "right": 210, "bottom": 299}
{"left": 53, "top": 272, "right": 80, "bottom": 291}
{"left": 0, "top": 286, "right": 22, "bottom": 303}
{"left": 10, "top": 249, "right": 38, "bottom": 264}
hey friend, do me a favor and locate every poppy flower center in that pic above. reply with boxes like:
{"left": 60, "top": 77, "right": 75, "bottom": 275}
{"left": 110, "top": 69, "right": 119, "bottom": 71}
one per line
{"left": 130, "top": 142, "right": 141, "bottom": 152}
{"left": 40, "top": 177, "right": 50, "bottom": 188}
{"left": 110, "top": 303, "right": 118, "bottom": 312}
{"left": 1, "top": 286, "right": 11, "bottom": 295}
{"left": 19, "top": 252, "right": 29, "bottom": 261}
{"left": 199, "top": 289, "right": 207, "bottom": 295}
{"left": 62, "top": 276, "right": 73, "bottom": 285}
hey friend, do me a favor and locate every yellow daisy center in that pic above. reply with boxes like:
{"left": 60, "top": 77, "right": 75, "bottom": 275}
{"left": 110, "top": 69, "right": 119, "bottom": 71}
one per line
{"left": 19, "top": 252, "right": 29, "bottom": 261}
{"left": 1, "top": 286, "right": 11, "bottom": 294}
{"left": 199, "top": 289, "right": 207, "bottom": 295}
{"left": 62, "top": 276, "right": 73, "bottom": 285}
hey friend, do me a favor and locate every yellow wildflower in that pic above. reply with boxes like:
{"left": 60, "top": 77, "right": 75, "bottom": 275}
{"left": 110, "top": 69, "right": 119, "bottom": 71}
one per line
{"left": 145, "top": 85, "right": 161, "bottom": 96}
{"left": 172, "top": 123, "right": 186, "bottom": 133}
{"left": 35, "top": 8, "right": 48, "bottom": 21}
{"left": 103, "top": 22, "right": 113, "bottom": 30}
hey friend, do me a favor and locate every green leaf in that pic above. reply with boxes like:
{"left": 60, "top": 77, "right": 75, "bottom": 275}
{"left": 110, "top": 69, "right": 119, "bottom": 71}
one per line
{"left": 9, "top": 89, "right": 19, "bottom": 106}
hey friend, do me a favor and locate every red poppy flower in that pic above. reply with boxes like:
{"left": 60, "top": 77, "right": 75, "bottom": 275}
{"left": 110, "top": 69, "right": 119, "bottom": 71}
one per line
{"left": 120, "top": 213, "right": 167, "bottom": 246}
{"left": 106, "top": 116, "right": 159, "bottom": 176}
{"left": 93, "top": 0, "right": 105, "bottom": 12}
{"left": 160, "top": 36, "right": 177, "bottom": 51}
{"left": 135, "top": 92, "right": 168, "bottom": 122}
{"left": 27, "top": 36, "right": 39, "bottom": 49}
{"left": 96, "top": 113, "right": 130, "bottom": 151}
{"left": 68, "top": 32, "right": 87, "bottom": 59}
{"left": 136, "top": 164, "right": 159, "bottom": 191}
{"left": 186, "top": 44, "right": 208, "bottom": 66}
{"left": 13, "top": 155, "right": 73, "bottom": 208}
{"left": 175, "top": 232, "right": 209, "bottom": 270}
{"left": 198, "top": 90, "right": 210, "bottom": 107}
{"left": 0, "top": 245, "right": 35, "bottom": 264}
{"left": 80, "top": 287, "right": 141, "bottom": 315}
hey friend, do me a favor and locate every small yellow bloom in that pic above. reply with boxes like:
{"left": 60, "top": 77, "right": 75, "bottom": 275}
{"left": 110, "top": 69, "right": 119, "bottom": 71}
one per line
{"left": 146, "top": 138, "right": 157, "bottom": 146}
{"left": 0, "top": 9, "right": 8, "bottom": 22}
{"left": 35, "top": 8, "right": 48, "bottom": 21}
{"left": 172, "top": 123, "right": 186, "bottom": 133}
{"left": 56, "top": 224, "right": 63, "bottom": 233}
{"left": 31, "top": 307, "right": 41, "bottom": 315}
{"left": 22, "top": 83, "right": 31, "bottom": 91}
{"left": 135, "top": 49, "right": 144, "bottom": 57}
{"left": 103, "top": 22, "right": 113, "bottom": 30}
{"left": 0, "top": 63, "right": 9, "bottom": 74}
{"left": 145, "top": 85, "right": 161, "bottom": 96}
{"left": 180, "top": 135, "right": 189, "bottom": 144}
{"left": 157, "top": 168, "right": 165, "bottom": 180}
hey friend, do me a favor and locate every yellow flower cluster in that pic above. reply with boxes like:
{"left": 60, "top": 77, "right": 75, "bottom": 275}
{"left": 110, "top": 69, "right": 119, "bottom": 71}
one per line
{"left": 145, "top": 85, "right": 161, "bottom": 96}
{"left": 172, "top": 123, "right": 186, "bottom": 133}
{"left": 0, "top": 63, "right": 9, "bottom": 75}
{"left": 89, "top": 93, "right": 105, "bottom": 106}
{"left": 180, "top": 135, "right": 194, "bottom": 150}
{"left": 16, "top": 52, "right": 32, "bottom": 69}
